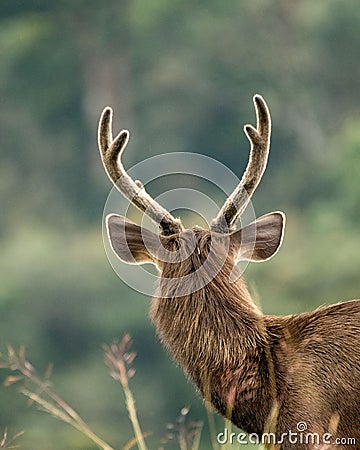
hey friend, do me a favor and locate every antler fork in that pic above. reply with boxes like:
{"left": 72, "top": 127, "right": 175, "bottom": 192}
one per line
{"left": 98, "top": 107, "right": 183, "bottom": 236}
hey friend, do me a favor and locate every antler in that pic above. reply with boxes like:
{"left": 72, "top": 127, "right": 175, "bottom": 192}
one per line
{"left": 211, "top": 95, "right": 271, "bottom": 233}
{"left": 98, "top": 107, "right": 183, "bottom": 236}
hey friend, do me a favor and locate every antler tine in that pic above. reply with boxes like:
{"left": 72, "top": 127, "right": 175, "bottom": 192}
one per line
{"left": 211, "top": 95, "right": 271, "bottom": 233}
{"left": 98, "top": 107, "right": 183, "bottom": 236}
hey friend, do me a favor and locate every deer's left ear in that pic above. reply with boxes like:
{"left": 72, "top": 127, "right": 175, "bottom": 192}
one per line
{"left": 230, "top": 212, "right": 285, "bottom": 262}
{"left": 106, "top": 214, "right": 161, "bottom": 265}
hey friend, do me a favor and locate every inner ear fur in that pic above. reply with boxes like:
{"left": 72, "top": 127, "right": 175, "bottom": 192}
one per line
{"left": 106, "top": 214, "right": 163, "bottom": 265}
{"left": 230, "top": 211, "right": 285, "bottom": 262}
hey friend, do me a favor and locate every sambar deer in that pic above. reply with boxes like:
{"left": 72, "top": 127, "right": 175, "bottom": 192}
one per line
{"left": 98, "top": 95, "right": 360, "bottom": 449}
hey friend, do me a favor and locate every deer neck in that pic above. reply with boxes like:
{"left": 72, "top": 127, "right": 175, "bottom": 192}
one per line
{"left": 150, "top": 276, "right": 276, "bottom": 433}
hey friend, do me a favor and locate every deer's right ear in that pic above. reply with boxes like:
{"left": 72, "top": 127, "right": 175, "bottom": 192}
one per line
{"left": 106, "top": 214, "right": 160, "bottom": 265}
{"left": 231, "top": 211, "right": 285, "bottom": 262}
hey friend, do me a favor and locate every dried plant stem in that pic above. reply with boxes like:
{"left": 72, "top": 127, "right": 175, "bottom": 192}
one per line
{"left": 1, "top": 347, "right": 114, "bottom": 450}
{"left": 118, "top": 362, "right": 148, "bottom": 450}
{"left": 205, "top": 403, "right": 219, "bottom": 450}
{"left": 223, "top": 419, "right": 232, "bottom": 450}
{"left": 104, "top": 338, "right": 149, "bottom": 450}
{"left": 177, "top": 422, "right": 187, "bottom": 450}
{"left": 122, "top": 434, "right": 150, "bottom": 450}
{"left": 20, "top": 388, "right": 115, "bottom": 450}
{"left": 0, "top": 428, "right": 24, "bottom": 449}
{"left": 190, "top": 422, "right": 203, "bottom": 450}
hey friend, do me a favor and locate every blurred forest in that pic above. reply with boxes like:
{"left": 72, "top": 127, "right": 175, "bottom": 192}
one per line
{"left": 1, "top": 1, "right": 360, "bottom": 449}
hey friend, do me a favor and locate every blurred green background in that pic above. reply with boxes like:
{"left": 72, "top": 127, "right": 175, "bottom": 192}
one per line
{"left": 1, "top": 1, "right": 360, "bottom": 449}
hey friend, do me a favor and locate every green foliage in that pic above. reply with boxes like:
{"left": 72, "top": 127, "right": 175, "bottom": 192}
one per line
{"left": 0, "top": 1, "right": 359, "bottom": 448}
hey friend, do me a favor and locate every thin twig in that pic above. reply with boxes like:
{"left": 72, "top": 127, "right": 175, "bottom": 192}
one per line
{"left": 104, "top": 337, "right": 148, "bottom": 450}
{"left": 223, "top": 419, "right": 232, "bottom": 450}
{"left": 1, "top": 347, "right": 115, "bottom": 450}
{"left": 20, "top": 388, "right": 114, "bottom": 450}
{"left": 205, "top": 402, "right": 219, "bottom": 450}
{"left": 0, "top": 428, "right": 24, "bottom": 449}
{"left": 190, "top": 422, "right": 203, "bottom": 450}
{"left": 122, "top": 433, "right": 151, "bottom": 450}
{"left": 120, "top": 375, "right": 148, "bottom": 450}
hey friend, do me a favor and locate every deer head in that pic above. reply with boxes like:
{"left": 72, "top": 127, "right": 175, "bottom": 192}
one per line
{"left": 98, "top": 95, "right": 285, "bottom": 287}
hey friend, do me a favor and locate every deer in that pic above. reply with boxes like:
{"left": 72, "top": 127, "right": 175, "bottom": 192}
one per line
{"left": 98, "top": 95, "right": 360, "bottom": 449}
